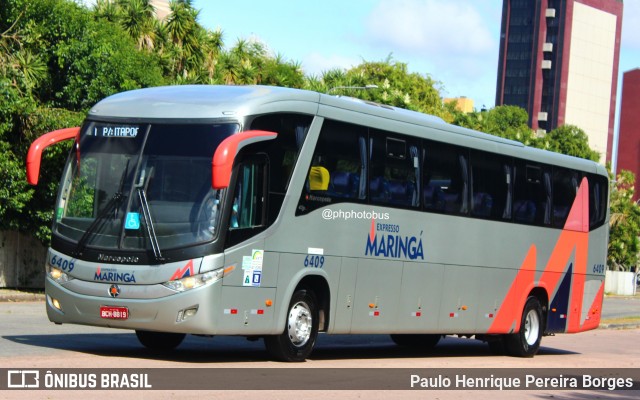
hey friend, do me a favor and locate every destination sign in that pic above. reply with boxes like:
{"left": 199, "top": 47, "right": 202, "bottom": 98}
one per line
{"left": 93, "top": 125, "right": 139, "bottom": 138}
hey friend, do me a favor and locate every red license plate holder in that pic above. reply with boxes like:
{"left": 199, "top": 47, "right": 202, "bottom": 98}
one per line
{"left": 100, "top": 306, "right": 129, "bottom": 320}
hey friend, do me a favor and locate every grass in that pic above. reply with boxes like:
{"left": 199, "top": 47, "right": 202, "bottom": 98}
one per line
{"left": 600, "top": 316, "right": 640, "bottom": 325}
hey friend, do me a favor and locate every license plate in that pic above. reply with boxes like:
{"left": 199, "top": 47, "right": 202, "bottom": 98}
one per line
{"left": 100, "top": 306, "right": 129, "bottom": 320}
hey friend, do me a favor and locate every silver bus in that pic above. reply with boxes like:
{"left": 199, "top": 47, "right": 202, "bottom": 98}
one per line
{"left": 27, "top": 85, "right": 609, "bottom": 361}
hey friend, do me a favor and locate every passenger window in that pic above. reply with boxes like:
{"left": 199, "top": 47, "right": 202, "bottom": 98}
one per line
{"left": 588, "top": 174, "right": 608, "bottom": 230}
{"left": 249, "top": 113, "right": 312, "bottom": 194}
{"left": 423, "top": 141, "right": 468, "bottom": 215}
{"left": 470, "top": 151, "right": 512, "bottom": 220}
{"left": 552, "top": 168, "right": 580, "bottom": 228}
{"left": 513, "top": 162, "right": 552, "bottom": 225}
{"left": 369, "top": 130, "right": 420, "bottom": 208}
{"left": 299, "top": 120, "right": 367, "bottom": 214}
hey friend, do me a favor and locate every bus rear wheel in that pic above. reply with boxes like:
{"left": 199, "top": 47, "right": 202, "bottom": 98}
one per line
{"left": 505, "top": 296, "right": 543, "bottom": 357}
{"left": 264, "top": 289, "right": 319, "bottom": 362}
{"left": 135, "top": 330, "right": 186, "bottom": 350}
{"left": 390, "top": 334, "right": 441, "bottom": 350}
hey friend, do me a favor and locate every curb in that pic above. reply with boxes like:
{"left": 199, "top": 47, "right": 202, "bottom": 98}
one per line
{"left": 0, "top": 291, "right": 46, "bottom": 302}
{"left": 598, "top": 323, "right": 640, "bottom": 330}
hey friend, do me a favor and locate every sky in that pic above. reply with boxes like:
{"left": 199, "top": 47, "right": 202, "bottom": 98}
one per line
{"left": 192, "top": 0, "right": 640, "bottom": 113}
{"left": 80, "top": 0, "right": 639, "bottom": 167}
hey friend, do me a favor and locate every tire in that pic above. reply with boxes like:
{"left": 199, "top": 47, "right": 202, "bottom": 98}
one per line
{"left": 135, "top": 330, "right": 186, "bottom": 350}
{"left": 264, "top": 289, "right": 319, "bottom": 362}
{"left": 505, "top": 296, "right": 543, "bottom": 357}
{"left": 390, "top": 334, "right": 441, "bottom": 350}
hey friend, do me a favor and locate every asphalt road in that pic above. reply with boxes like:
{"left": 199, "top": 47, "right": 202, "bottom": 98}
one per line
{"left": 0, "top": 299, "right": 639, "bottom": 399}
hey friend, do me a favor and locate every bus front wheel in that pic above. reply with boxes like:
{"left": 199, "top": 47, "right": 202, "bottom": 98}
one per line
{"left": 505, "top": 296, "right": 543, "bottom": 357}
{"left": 135, "top": 330, "right": 185, "bottom": 350}
{"left": 264, "top": 289, "right": 319, "bottom": 362}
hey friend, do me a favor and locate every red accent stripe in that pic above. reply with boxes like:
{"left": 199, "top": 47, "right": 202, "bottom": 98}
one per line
{"left": 170, "top": 260, "right": 194, "bottom": 281}
{"left": 369, "top": 218, "right": 376, "bottom": 243}
{"left": 489, "top": 177, "right": 593, "bottom": 335}
{"left": 580, "top": 281, "right": 605, "bottom": 331}
{"left": 487, "top": 245, "right": 536, "bottom": 333}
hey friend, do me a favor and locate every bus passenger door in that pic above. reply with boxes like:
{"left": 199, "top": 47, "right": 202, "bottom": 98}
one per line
{"left": 218, "top": 155, "right": 279, "bottom": 334}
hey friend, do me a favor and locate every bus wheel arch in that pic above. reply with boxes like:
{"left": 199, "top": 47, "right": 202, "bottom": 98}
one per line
{"left": 295, "top": 275, "right": 330, "bottom": 332}
{"left": 505, "top": 294, "right": 545, "bottom": 357}
{"left": 264, "top": 275, "right": 330, "bottom": 362}
{"left": 264, "top": 287, "right": 319, "bottom": 361}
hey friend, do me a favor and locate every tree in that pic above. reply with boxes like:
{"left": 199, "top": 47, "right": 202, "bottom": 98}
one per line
{"left": 117, "top": 0, "right": 158, "bottom": 51}
{"left": 0, "top": 0, "right": 164, "bottom": 244}
{"left": 608, "top": 169, "right": 640, "bottom": 271}
{"left": 536, "top": 124, "right": 600, "bottom": 162}
{"left": 482, "top": 105, "right": 535, "bottom": 144}
{"left": 449, "top": 104, "right": 535, "bottom": 144}
{"left": 304, "top": 56, "right": 445, "bottom": 117}
{"left": 165, "top": 0, "right": 204, "bottom": 80}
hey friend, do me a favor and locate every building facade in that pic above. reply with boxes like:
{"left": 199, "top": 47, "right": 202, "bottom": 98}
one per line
{"left": 616, "top": 69, "right": 640, "bottom": 201}
{"left": 444, "top": 97, "right": 475, "bottom": 113}
{"left": 495, "top": 0, "right": 623, "bottom": 163}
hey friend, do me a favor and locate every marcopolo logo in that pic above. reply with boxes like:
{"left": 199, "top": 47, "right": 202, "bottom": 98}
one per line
{"left": 365, "top": 220, "right": 424, "bottom": 260}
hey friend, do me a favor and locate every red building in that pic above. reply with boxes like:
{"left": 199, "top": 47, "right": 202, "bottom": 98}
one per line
{"left": 617, "top": 69, "right": 640, "bottom": 201}
{"left": 495, "top": 0, "right": 623, "bottom": 163}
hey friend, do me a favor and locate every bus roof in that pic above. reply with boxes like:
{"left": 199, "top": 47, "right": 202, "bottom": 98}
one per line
{"left": 89, "top": 85, "right": 521, "bottom": 147}
{"left": 88, "top": 85, "right": 321, "bottom": 120}
{"left": 87, "top": 85, "right": 605, "bottom": 176}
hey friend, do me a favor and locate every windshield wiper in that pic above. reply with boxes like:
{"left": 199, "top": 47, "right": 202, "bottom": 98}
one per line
{"left": 135, "top": 166, "right": 164, "bottom": 263}
{"left": 72, "top": 160, "right": 129, "bottom": 258}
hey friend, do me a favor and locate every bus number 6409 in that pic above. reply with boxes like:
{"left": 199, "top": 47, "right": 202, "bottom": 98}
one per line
{"left": 304, "top": 255, "right": 324, "bottom": 268}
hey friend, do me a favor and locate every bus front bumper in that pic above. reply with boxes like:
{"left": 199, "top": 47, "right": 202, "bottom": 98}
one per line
{"left": 45, "top": 277, "right": 222, "bottom": 335}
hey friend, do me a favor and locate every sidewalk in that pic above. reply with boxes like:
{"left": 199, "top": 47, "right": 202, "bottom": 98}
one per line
{"left": 0, "top": 289, "right": 45, "bottom": 302}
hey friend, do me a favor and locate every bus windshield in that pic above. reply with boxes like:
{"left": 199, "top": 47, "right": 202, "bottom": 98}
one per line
{"left": 54, "top": 122, "right": 239, "bottom": 253}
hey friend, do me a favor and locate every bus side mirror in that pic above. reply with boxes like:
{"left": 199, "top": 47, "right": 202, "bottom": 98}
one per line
{"left": 212, "top": 130, "right": 277, "bottom": 189}
{"left": 26, "top": 127, "right": 80, "bottom": 185}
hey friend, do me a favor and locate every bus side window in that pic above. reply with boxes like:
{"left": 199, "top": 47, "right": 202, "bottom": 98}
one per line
{"left": 469, "top": 150, "right": 512, "bottom": 220}
{"left": 552, "top": 167, "right": 580, "bottom": 228}
{"left": 369, "top": 130, "right": 420, "bottom": 208}
{"left": 423, "top": 140, "right": 468, "bottom": 215}
{"left": 249, "top": 113, "right": 312, "bottom": 194}
{"left": 513, "top": 163, "right": 552, "bottom": 225}
{"left": 588, "top": 173, "right": 608, "bottom": 230}
{"left": 298, "top": 120, "right": 367, "bottom": 214}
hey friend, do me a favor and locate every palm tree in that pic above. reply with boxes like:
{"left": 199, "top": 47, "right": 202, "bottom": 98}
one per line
{"left": 94, "top": 0, "right": 121, "bottom": 23}
{"left": 166, "top": 0, "right": 203, "bottom": 78}
{"left": 12, "top": 50, "right": 47, "bottom": 92}
{"left": 118, "top": 0, "right": 157, "bottom": 50}
{"left": 201, "top": 28, "right": 224, "bottom": 81}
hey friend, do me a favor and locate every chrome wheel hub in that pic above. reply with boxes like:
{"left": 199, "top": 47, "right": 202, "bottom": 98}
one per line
{"left": 287, "top": 301, "right": 312, "bottom": 347}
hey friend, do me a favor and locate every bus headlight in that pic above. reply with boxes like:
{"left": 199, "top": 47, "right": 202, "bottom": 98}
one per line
{"left": 48, "top": 266, "right": 72, "bottom": 284}
{"left": 163, "top": 268, "right": 224, "bottom": 292}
